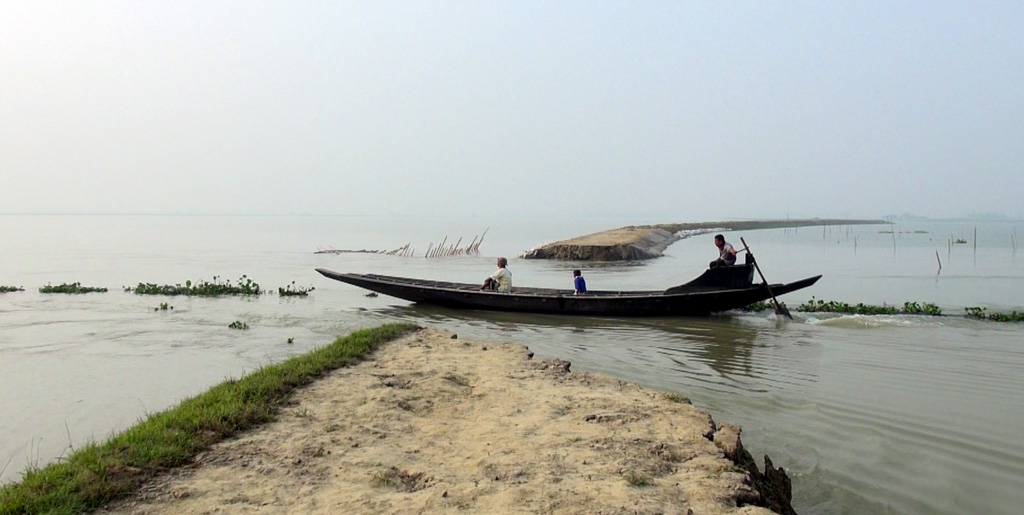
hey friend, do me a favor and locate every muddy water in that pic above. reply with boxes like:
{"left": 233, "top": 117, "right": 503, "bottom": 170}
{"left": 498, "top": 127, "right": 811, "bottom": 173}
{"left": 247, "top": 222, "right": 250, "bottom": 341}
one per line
{"left": 2, "top": 215, "right": 1023, "bottom": 514}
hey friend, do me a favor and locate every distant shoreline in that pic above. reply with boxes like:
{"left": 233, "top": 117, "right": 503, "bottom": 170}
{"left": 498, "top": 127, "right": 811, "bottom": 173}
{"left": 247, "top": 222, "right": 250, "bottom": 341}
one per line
{"left": 522, "top": 218, "right": 889, "bottom": 261}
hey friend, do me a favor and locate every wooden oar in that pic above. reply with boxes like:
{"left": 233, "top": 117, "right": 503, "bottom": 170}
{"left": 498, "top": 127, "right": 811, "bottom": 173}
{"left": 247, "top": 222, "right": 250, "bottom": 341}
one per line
{"left": 739, "top": 237, "right": 793, "bottom": 319}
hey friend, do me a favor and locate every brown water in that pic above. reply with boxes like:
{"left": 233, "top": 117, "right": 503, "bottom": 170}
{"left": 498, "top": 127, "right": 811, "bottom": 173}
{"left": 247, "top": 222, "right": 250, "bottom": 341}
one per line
{"left": 2, "top": 215, "right": 1023, "bottom": 514}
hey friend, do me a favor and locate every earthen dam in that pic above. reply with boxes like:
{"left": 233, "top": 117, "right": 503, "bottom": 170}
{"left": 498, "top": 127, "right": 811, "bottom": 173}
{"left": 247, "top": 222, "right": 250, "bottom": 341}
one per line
{"left": 521, "top": 219, "right": 888, "bottom": 261}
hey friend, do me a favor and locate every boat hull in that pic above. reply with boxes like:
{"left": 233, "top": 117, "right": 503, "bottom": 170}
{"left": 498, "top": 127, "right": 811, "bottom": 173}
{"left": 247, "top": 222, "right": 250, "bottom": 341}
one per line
{"left": 315, "top": 268, "right": 821, "bottom": 317}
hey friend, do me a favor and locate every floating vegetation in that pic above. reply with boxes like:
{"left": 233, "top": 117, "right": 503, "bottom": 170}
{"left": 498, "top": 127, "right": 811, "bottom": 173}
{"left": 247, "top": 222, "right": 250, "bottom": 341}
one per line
{"left": 965, "top": 307, "right": 1024, "bottom": 322}
{"left": 953, "top": 238, "right": 968, "bottom": 244}
{"left": 287, "top": 337, "right": 294, "bottom": 344}
{"left": 127, "top": 275, "right": 262, "bottom": 296}
{"left": 798, "top": 297, "right": 942, "bottom": 316}
{"left": 278, "top": 281, "right": 315, "bottom": 297}
{"left": 0, "top": 286, "right": 24, "bottom": 293}
{"left": 365, "top": 292, "right": 379, "bottom": 298}
{"left": 739, "top": 301, "right": 775, "bottom": 312}
{"left": 39, "top": 282, "right": 108, "bottom": 294}
{"left": 229, "top": 320, "right": 249, "bottom": 330}
{"left": 154, "top": 302, "right": 173, "bottom": 311}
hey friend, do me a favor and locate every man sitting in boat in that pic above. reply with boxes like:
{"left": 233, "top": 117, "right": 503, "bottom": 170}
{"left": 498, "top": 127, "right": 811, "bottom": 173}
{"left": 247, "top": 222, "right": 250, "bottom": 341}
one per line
{"left": 709, "top": 234, "right": 738, "bottom": 268}
{"left": 480, "top": 257, "right": 512, "bottom": 292}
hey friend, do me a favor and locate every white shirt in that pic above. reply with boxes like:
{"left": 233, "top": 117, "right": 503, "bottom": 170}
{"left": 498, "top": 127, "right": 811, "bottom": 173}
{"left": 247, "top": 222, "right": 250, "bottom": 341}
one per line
{"left": 489, "top": 267, "right": 512, "bottom": 292}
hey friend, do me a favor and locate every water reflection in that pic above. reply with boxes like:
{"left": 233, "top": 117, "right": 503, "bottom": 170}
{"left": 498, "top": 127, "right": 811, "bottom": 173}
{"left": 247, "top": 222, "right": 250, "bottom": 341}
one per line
{"left": 369, "top": 304, "right": 790, "bottom": 389}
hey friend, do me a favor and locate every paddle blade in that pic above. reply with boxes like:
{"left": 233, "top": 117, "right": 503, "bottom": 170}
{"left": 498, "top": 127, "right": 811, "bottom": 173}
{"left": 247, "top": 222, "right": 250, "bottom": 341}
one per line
{"left": 775, "top": 301, "right": 794, "bottom": 320}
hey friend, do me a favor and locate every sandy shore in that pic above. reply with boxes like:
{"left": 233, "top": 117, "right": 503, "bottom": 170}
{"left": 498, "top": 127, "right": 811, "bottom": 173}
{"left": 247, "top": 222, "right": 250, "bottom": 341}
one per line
{"left": 102, "top": 328, "right": 789, "bottom": 514}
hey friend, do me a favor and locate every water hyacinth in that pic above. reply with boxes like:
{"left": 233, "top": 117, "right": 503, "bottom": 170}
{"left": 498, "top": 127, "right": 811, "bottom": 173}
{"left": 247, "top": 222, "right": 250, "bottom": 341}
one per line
{"left": 278, "top": 281, "right": 315, "bottom": 297}
{"left": 965, "top": 307, "right": 1024, "bottom": 322}
{"left": 39, "top": 282, "right": 108, "bottom": 294}
{"left": 797, "top": 297, "right": 942, "bottom": 316}
{"left": 127, "top": 275, "right": 262, "bottom": 296}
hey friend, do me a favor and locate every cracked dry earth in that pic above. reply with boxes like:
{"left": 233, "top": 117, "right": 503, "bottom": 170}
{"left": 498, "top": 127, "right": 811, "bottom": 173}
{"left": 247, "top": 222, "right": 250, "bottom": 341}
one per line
{"left": 103, "top": 328, "right": 775, "bottom": 515}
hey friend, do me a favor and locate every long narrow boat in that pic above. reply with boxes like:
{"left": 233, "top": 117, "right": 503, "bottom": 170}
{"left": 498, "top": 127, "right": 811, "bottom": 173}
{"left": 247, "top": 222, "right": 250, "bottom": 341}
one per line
{"left": 316, "top": 262, "right": 820, "bottom": 317}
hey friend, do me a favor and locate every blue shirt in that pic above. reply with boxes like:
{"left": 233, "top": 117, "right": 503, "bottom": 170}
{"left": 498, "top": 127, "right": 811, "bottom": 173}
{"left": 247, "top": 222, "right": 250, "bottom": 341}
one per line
{"left": 574, "top": 276, "right": 587, "bottom": 293}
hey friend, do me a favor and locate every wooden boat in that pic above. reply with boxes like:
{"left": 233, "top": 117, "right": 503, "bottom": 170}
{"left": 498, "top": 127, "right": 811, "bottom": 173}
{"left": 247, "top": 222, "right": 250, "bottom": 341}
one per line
{"left": 315, "top": 261, "right": 821, "bottom": 317}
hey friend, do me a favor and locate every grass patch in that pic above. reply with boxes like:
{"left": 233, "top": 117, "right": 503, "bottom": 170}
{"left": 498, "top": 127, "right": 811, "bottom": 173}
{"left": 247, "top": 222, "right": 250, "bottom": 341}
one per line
{"left": 624, "top": 470, "right": 651, "bottom": 487}
{"left": 0, "top": 323, "right": 419, "bottom": 514}
{"left": 154, "top": 303, "right": 172, "bottom": 311}
{"left": 0, "top": 286, "right": 24, "bottom": 293}
{"left": 442, "top": 373, "right": 470, "bottom": 387}
{"left": 965, "top": 307, "right": 1024, "bottom": 322}
{"left": 371, "top": 468, "right": 399, "bottom": 488}
{"left": 125, "top": 276, "right": 262, "bottom": 296}
{"left": 662, "top": 393, "right": 691, "bottom": 404}
{"left": 39, "top": 283, "right": 108, "bottom": 294}
{"left": 797, "top": 297, "right": 942, "bottom": 316}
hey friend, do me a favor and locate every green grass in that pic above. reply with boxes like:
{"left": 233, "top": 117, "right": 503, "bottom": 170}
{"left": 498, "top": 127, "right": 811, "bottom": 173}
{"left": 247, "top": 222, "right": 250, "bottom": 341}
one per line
{"left": 38, "top": 283, "right": 108, "bottom": 294}
{"left": 0, "top": 286, "right": 24, "bottom": 293}
{"left": 0, "top": 323, "right": 419, "bottom": 515}
{"left": 624, "top": 470, "right": 651, "bottom": 487}
{"left": 662, "top": 393, "right": 691, "bottom": 405}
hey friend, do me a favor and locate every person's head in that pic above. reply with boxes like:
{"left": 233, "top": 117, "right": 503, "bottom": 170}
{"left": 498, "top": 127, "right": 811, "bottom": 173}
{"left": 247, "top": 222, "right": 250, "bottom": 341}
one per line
{"left": 573, "top": 269, "right": 581, "bottom": 277}
{"left": 497, "top": 257, "right": 508, "bottom": 268}
{"left": 714, "top": 234, "right": 725, "bottom": 248}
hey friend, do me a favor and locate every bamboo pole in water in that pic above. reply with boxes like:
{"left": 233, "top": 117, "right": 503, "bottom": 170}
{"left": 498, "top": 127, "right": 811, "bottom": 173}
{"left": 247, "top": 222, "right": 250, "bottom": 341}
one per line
{"left": 936, "top": 251, "right": 942, "bottom": 275}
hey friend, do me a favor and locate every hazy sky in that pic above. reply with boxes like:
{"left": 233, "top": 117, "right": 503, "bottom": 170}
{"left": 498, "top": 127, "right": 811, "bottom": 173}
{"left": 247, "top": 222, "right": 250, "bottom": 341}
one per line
{"left": 2, "top": 2, "right": 1021, "bottom": 219}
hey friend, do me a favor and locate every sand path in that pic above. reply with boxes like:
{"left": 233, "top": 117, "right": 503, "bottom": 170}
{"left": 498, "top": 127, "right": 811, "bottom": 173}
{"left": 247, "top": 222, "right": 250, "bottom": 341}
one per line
{"left": 104, "top": 328, "right": 775, "bottom": 515}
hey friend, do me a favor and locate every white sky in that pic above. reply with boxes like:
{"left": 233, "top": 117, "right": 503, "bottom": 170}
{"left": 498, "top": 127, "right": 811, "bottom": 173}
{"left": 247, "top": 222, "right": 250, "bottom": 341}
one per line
{"left": 1, "top": 1, "right": 1021, "bottom": 219}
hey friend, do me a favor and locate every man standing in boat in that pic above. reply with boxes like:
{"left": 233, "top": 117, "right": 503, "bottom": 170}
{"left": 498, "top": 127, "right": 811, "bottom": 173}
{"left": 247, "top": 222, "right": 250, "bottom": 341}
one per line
{"left": 480, "top": 257, "right": 512, "bottom": 292}
{"left": 710, "top": 234, "right": 738, "bottom": 268}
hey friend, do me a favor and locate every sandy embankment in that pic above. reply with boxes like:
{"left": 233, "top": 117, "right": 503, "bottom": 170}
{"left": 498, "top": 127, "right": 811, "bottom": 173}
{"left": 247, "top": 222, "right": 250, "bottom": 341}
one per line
{"left": 105, "top": 329, "right": 793, "bottom": 515}
{"left": 521, "top": 218, "right": 888, "bottom": 261}
{"left": 521, "top": 227, "right": 679, "bottom": 261}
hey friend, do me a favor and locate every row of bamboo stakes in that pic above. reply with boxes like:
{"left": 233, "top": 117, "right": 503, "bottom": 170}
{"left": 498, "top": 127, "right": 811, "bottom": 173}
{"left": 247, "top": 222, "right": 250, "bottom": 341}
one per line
{"left": 423, "top": 229, "right": 487, "bottom": 258}
{"left": 315, "top": 229, "right": 488, "bottom": 258}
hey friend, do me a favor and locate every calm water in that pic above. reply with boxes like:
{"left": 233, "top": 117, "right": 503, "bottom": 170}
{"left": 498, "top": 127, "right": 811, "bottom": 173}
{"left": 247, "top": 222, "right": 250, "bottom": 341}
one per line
{"left": 1, "top": 215, "right": 1022, "bottom": 514}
